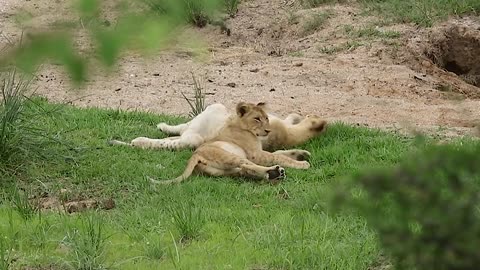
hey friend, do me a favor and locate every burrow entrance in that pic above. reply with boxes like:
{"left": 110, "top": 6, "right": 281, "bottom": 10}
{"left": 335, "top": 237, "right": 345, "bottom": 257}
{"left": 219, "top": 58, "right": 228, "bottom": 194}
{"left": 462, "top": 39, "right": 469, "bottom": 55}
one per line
{"left": 426, "top": 25, "right": 480, "bottom": 87}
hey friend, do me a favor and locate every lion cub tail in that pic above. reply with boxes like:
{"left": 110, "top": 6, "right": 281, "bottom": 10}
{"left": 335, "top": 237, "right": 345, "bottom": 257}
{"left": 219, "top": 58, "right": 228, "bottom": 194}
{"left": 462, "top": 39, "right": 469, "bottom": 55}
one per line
{"left": 108, "top": 140, "right": 131, "bottom": 146}
{"left": 149, "top": 154, "right": 204, "bottom": 185}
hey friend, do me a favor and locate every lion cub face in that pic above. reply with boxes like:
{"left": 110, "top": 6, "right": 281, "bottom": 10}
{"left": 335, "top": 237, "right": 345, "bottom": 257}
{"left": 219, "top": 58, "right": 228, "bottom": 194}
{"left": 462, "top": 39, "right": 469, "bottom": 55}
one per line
{"left": 236, "top": 102, "right": 271, "bottom": 137}
{"left": 305, "top": 115, "right": 327, "bottom": 134}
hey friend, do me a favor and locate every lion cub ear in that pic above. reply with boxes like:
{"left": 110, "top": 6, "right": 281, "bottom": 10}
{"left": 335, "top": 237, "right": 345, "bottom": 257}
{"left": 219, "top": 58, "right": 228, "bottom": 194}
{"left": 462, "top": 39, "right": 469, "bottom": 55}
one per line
{"left": 256, "top": 102, "right": 267, "bottom": 109}
{"left": 236, "top": 102, "right": 252, "bottom": 117}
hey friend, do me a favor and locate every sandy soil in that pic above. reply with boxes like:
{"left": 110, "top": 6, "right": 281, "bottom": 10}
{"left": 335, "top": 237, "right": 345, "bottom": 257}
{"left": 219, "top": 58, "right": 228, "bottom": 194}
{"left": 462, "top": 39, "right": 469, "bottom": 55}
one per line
{"left": 0, "top": 0, "right": 479, "bottom": 137}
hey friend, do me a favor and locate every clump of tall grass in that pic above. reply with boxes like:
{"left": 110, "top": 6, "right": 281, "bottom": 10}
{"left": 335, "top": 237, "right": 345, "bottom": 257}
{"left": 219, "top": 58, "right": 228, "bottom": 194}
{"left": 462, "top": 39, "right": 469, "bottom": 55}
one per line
{"left": 168, "top": 202, "right": 205, "bottom": 242}
{"left": 63, "top": 213, "right": 110, "bottom": 270}
{"left": 181, "top": 73, "right": 206, "bottom": 118}
{"left": 0, "top": 68, "right": 60, "bottom": 173}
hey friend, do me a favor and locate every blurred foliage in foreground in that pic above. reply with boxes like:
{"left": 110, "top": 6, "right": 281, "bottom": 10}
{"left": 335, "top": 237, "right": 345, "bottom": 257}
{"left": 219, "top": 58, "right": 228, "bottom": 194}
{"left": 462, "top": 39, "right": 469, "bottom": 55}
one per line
{"left": 0, "top": 0, "right": 223, "bottom": 84}
{"left": 334, "top": 143, "right": 480, "bottom": 270}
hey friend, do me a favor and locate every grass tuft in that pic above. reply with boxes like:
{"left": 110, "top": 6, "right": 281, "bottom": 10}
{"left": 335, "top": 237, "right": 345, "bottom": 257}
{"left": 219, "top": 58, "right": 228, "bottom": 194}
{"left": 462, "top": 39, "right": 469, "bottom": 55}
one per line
{"left": 181, "top": 73, "right": 206, "bottom": 118}
{"left": 168, "top": 202, "right": 205, "bottom": 243}
{"left": 8, "top": 186, "right": 38, "bottom": 221}
{"left": 302, "top": 11, "right": 332, "bottom": 36}
{"left": 224, "top": 0, "right": 240, "bottom": 17}
{"left": 0, "top": 69, "right": 61, "bottom": 173}
{"left": 359, "top": 0, "right": 480, "bottom": 27}
{"left": 319, "top": 40, "right": 362, "bottom": 54}
{"left": 344, "top": 25, "right": 401, "bottom": 39}
{"left": 143, "top": 236, "right": 165, "bottom": 260}
{"left": 63, "top": 213, "right": 109, "bottom": 270}
{"left": 300, "top": 0, "right": 347, "bottom": 8}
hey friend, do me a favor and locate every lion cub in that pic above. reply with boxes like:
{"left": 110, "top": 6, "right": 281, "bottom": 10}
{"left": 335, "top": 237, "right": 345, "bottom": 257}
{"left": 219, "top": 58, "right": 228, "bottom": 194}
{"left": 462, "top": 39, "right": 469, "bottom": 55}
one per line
{"left": 151, "top": 102, "right": 310, "bottom": 184}
{"left": 110, "top": 103, "right": 327, "bottom": 153}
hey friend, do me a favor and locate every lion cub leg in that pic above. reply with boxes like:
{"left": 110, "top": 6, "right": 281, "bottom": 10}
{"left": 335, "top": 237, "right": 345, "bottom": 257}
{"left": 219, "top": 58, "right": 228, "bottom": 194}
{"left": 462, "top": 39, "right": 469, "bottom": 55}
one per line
{"left": 273, "top": 149, "right": 311, "bottom": 161}
{"left": 197, "top": 146, "right": 286, "bottom": 181}
{"left": 254, "top": 151, "right": 310, "bottom": 169}
{"left": 157, "top": 122, "right": 189, "bottom": 135}
{"left": 284, "top": 113, "right": 304, "bottom": 125}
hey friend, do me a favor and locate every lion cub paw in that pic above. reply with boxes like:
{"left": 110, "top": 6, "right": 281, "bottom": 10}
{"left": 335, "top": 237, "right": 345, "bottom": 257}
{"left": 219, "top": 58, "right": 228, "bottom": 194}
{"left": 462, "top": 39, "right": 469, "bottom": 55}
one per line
{"left": 266, "top": 166, "right": 286, "bottom": 181}
{"left": 131, "top": 137, "right": 150, "bottom": 148}
{"left": 298, "top": 161, "right": 310, "bottom": 169}
{"left": 156, "top": 123, "right": 169, "bottom": 132}
{"left": 289, "top": 150, "right": 311, "bottom": 161}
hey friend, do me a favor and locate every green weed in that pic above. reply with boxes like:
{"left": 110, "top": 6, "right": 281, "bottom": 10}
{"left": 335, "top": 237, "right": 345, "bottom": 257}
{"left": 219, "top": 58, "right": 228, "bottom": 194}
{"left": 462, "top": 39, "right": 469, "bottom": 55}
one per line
{"left": 359, "top": 0, "right": 480, "bottom": 27}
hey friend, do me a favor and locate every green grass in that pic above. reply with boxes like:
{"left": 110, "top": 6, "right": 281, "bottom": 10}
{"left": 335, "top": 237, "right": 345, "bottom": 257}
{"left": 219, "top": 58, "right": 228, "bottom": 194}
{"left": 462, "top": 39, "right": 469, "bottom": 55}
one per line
{"left": 0, "top": 98, "right": 478, "bottom": 269}
{"left": 359, "top": 0, "right": 480, "bottom": 27}
{"left": 344, "top": 25, "right": 401, "bottom": 39}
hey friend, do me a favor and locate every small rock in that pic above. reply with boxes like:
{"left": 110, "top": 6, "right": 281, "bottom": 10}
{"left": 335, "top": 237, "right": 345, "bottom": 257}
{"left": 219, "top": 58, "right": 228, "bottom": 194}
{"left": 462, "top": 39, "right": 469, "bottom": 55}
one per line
{"left": 114, "top": 88, "right": 121, "bottom": 92}
{"left": 227, "top": 82, "right": 236, "bottom": 88}
{"left": 249, "top": 68, "right": 259, "bottom": 73}
{"left": 408, "top": 84, "right": 415, "bottom": 88}
{"left": 294, "top": 63, "right": 303, "bottom": 67}
{"left": 421, "top": 60, "right": 432, "bottom": 68}
{"left": 153, "top": 73, "right": 160, "bottom": 76}
{"left": 290, "top": 96, "right": 295, "bottom": 99}
{"left": 102, "top": 198, "right": 116, "bottom": 210}
{"left": 207, "top": 79, "right": 214, "bottom": 82}
{"left": 269, "top": 88, "right": 275, "bottom": 92}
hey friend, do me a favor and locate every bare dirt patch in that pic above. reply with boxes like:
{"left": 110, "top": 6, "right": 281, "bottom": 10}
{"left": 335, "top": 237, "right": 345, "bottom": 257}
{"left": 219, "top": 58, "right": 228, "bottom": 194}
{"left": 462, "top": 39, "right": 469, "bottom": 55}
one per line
{"left": 1, "top": 0, "right": 479, "bottom": 137}
{"left": 33, "top": 190, "right": 116, "bottom": 214}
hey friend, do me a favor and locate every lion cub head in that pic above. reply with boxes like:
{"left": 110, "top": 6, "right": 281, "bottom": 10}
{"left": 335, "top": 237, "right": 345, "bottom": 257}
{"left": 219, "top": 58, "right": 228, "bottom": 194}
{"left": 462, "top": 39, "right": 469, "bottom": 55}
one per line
{"left": 236, "top": 102, "right": 270, "bottom": 136}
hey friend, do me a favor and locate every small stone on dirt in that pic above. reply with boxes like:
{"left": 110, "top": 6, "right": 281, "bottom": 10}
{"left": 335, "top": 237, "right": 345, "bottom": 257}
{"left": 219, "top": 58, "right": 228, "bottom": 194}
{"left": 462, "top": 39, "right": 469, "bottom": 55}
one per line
{"left": 227, "top": 82, "right": 236, "bottom": 88}
{"left": 114, "top": 88, "right": 121, "bottom": 92}
{"left": 153, "top": 73, "right": 160, "bottom": 76}
{"left": 294, "top": 63, "right": 303, "bottom": 67}
{"left": 421, "top": 60, "right": 432, "bottom": 68}
{"left": 249, "top": 68, "right": 259, "bottom": 73}
{"left": 269, "top": 88, "right": 275, "bottom": 92}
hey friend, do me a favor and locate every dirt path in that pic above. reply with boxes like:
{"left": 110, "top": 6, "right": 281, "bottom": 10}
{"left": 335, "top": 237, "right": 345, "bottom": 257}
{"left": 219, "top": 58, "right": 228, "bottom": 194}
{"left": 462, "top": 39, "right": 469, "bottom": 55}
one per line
{"left": 1, "top": 0, "right": 479, "bottom": 137}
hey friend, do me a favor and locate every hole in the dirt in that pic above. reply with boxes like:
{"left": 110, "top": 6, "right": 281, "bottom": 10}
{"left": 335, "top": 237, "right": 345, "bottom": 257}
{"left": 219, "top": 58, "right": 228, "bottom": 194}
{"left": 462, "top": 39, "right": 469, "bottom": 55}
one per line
{"left": 427, "top": 27, "right": 480, "bottom": 87}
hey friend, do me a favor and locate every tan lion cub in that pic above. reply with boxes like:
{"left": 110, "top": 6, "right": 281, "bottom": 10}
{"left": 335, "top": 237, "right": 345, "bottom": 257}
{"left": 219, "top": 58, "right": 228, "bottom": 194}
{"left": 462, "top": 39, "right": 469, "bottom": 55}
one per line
{"left": 151, "top": 102, "right": 310, "bottom": 185}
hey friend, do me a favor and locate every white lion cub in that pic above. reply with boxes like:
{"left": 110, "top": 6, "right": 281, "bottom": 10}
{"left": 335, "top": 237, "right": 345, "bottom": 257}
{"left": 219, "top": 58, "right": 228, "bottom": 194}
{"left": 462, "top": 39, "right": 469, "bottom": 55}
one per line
{"left": 110, "top": 103, "right": 326, "bottom": 153}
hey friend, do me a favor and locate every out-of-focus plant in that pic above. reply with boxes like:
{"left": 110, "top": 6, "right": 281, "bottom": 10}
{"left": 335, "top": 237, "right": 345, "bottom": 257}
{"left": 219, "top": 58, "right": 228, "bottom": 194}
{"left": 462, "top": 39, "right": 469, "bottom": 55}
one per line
{"left": 0, "top": 0, "right": 222, "bottom": 84}
{"left": 333, "top": 143, "right": 480, "bottom": 270}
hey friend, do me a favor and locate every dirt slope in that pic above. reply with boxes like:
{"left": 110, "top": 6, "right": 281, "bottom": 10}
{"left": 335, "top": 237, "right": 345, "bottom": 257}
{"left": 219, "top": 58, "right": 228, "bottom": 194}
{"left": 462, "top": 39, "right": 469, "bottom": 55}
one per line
{"left": 0, "top": 0, "right": 479, "bottom": 137}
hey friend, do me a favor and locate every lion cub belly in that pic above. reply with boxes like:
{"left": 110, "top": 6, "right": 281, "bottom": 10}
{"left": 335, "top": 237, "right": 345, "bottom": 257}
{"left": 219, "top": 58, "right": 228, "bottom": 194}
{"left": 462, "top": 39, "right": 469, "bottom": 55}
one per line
{"left": 210, "top": 141, "right": 247, "bottom": 158}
